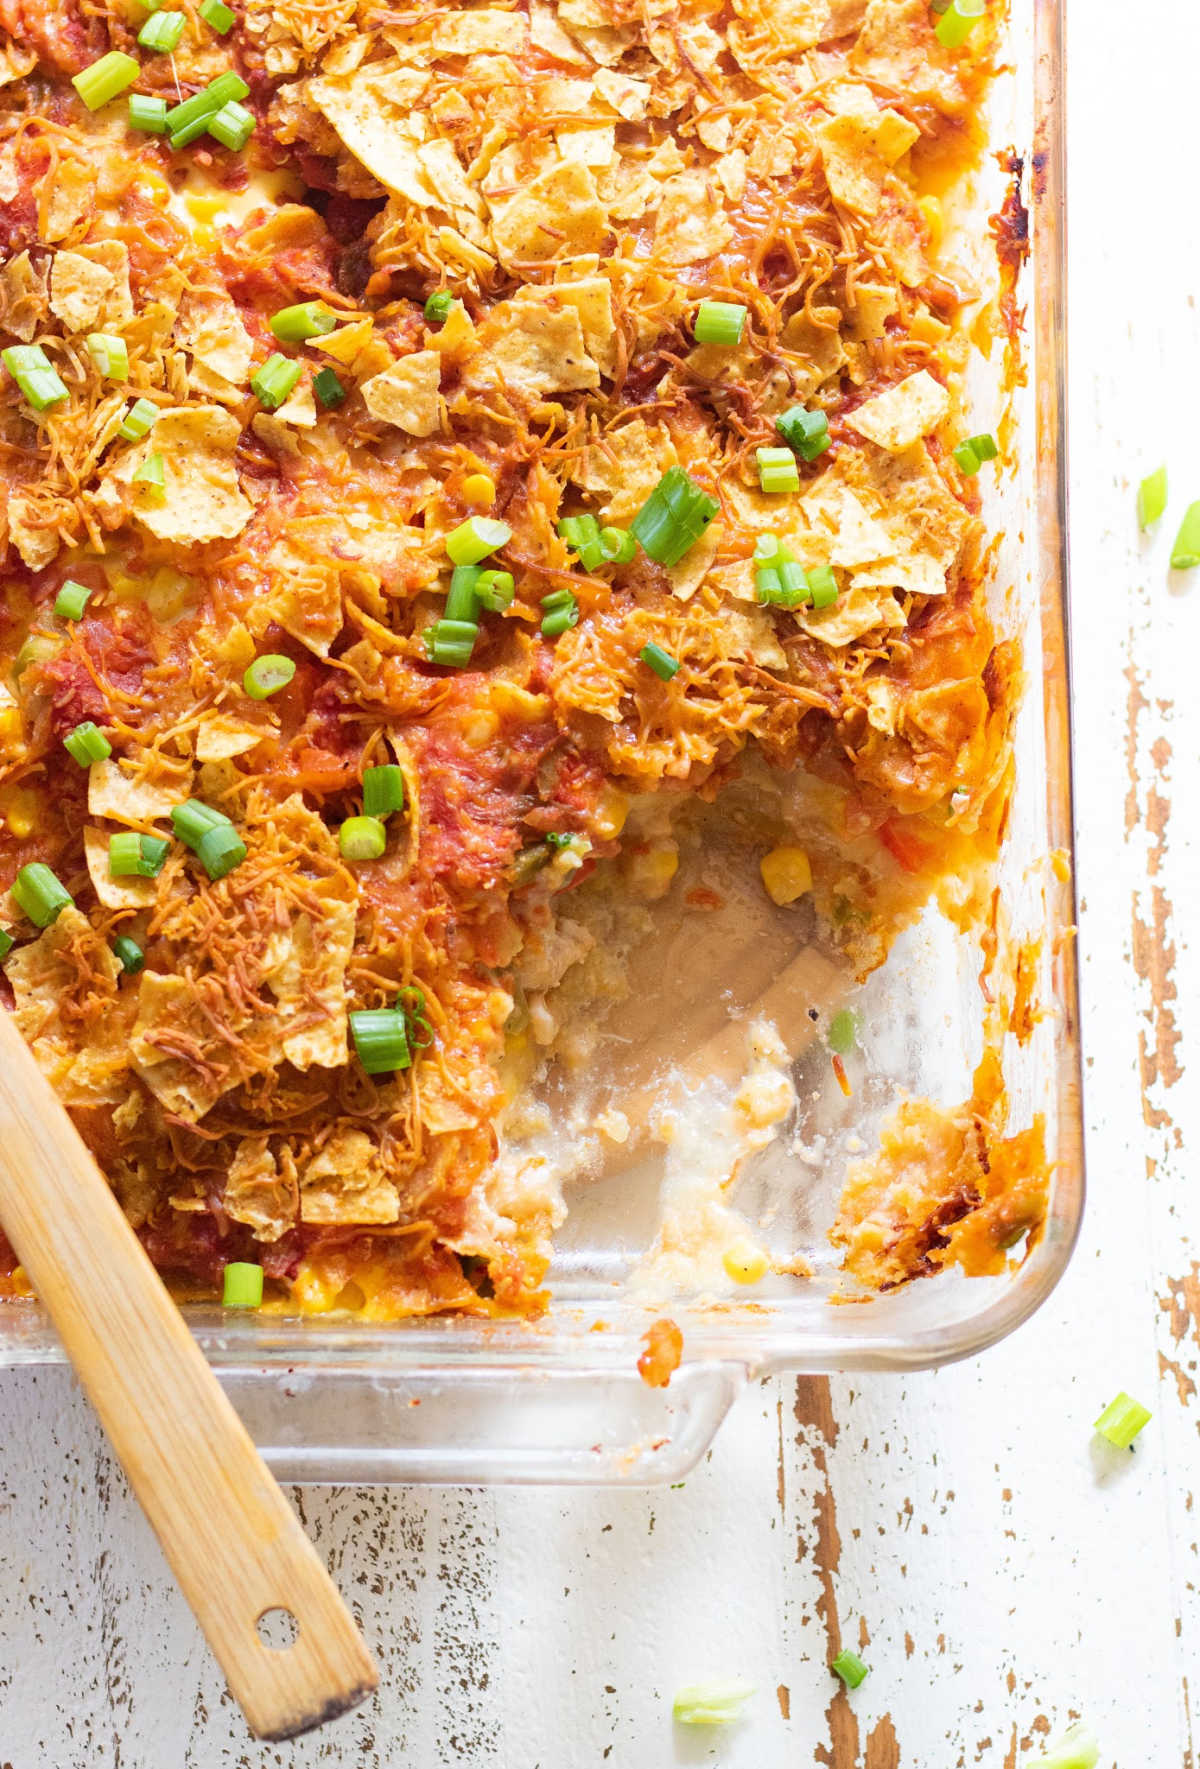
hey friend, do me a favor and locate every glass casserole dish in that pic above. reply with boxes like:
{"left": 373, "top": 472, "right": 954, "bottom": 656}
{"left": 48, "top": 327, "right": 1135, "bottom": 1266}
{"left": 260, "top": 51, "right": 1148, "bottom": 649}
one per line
{"left": 0, "top": 0, "right": 1078, "bottom": 1484}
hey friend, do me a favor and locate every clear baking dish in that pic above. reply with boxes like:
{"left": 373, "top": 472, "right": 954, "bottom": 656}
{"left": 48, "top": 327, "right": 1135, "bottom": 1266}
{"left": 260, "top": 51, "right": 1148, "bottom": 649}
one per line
{"left": 0, "top": 0, "right": 1077, "bottom": 1484}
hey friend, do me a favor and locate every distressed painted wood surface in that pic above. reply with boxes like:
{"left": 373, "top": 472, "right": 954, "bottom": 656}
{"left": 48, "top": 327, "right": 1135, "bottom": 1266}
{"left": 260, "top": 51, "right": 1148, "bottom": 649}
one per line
{"left": 2, "top": 4, "right": 1198, "bottom": 1763}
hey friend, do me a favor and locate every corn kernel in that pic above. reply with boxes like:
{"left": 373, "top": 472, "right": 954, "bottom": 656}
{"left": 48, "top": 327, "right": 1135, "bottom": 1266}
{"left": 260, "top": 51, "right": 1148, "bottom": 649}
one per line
{"left": 0, "top": 705, "right": 22, "bottom": 747}
{"left": 593, "top": 785, "right": 629, "bottom": 839}
{"left": 760, "top": 845, "right": 812, "bottom": 905}
{"left": 626, "top": 841, "right": 678, "bottom": 900}
{"left": 917, "top": 195, "right": 944, "bottom": 252}
{"left": 463, "top": 472, "right": 496, "bottom": 508}
{"left": 3, "top": 788, "right": 39, "bottom": 838}
{"left": 724, "top": 1239, "right": 769, "bottom": 1285}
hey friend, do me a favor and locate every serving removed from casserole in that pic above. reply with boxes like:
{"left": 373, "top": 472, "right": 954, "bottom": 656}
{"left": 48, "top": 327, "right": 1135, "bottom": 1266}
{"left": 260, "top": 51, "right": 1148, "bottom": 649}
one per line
{"left": 0, "top": 0, "right": 1048, "bottom": 1323}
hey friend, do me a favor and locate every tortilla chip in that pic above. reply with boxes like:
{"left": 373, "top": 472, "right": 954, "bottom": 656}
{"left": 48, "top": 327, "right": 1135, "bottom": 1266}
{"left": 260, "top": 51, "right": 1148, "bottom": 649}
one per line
{"left": 130, "top": 972, "right": 226, "bottom": 1120}
{"left": 8, "top": 907, "right": 128, "bottom": 1103}
{"left": 311, "top": 315, "right": 377, "bottom": 366}
{"left": 594, "top": 67, "right": 651, "bottom": 119}
{"left": 429, "top": 9, "right": 527, "bottom": 53}
{"left": 298, "top": 1127, "right": 401, "bottom": 1225}
{"left": 488, "top": 159, "right": 608, "bottom": 266}
{"left": 89, "top": 757, "right": 187, "bottom": 824}
{"left": 222, "top": 1135, "right": 298, "bottom": 1241}
{"left": 262, "top": 891, "right": 357, "bottom": 1069}
{"left": 526, "top": 278, "right": 617, "bottom": 378}
{"left": 48, "top": 251, "right": 116, "bottom": 334}
{"left": 845, "top": 370, "right": 950, "bottom": 451}
{"left": 8, "top": 496, "right": 59, "bottom": 571}
{"left": 0, "top": 251, "right": 47, "bottom": 342}
{"left": 176, "top": 288, "right": 255, "bottom": 395}
{"left": 43, "top": 158, "right": 95, "bottom": 243}
{"left": 84, "top": 826, "right": 157, "bottom": 910}
{"left": 361, "top": 350, "right": 444, "bottom": 437}
{"left": 77, "top": 241, "right": 135, "bottom": 325}
{"left": 466, "top": 293, "right": 598, "bottom": 401}
{"left": 577, "top": 418, "right": 678, "bottom": 523}
{"left": 794, "top": 584, "right": 906, "bottom": 646}
{"left": 666, "top": 522, "right": 724, "bottom": 602}
{"left": 723, "top": 604, "right": 789, "bottom": 670}
{"left": 195, "top": 714, "right": 267, "bottom": 763}
{"left": 653, "top": 170, "right": 733, "bottom": 264}
{"left": 111, "top": 407, "right": 253, "bottom": 546}
{"left": 556, "top": 124, "right": 616, "bottom": 168}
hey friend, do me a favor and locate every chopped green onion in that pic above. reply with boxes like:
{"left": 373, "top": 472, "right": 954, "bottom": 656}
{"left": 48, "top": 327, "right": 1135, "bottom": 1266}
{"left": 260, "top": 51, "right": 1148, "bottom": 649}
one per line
{"left": 54, "top": 580, "right": 91, "bottom": 622}
{"left": 362, "top": 764, "right": 405, "bottom": 819}
{"left": 540, "top": 589, "right": 579, "bottom": 638}
{"left": 968, "top": 432, "right": 998, "bottom": 462}
{"left": 171, "top": 798, "right": 231, "bottom": 846}
{"left": 1093, "top": 1392, "right": 1151, "bottom": 1449}
{"left": 72, "top": 50, "right": 139, "bottom": 111}
{"left": 545, "top": 832, "right": 575, "bottom": 850}
{"left": 445, "top": 564, "right": 483, "bottom": 623}
{"left": 243, "top": 653, "right": 295, "bottom": 699}
{"left": 934, "top": 0, "right": 985, "bottom": 48}
{"left": 558, "top": 513, "right": 605, "bottom": 572}
{"left": 757, "top": 559, "right": 808, "bottom": 608}
{"left": 599, "top": 526, "right": 636, "bottom": 565}
{"left": 424, "top": 618, "right": 478, "bottom": 667}
{"left": 138, "top": 9, "right": 185, "bottom": 51}
{"left": 112, "top": 934, "right": 145, "bottom": 975}
{"left": 1025, "top": 1723, "right": 1100, "bottom": 1769}
{"left": 756, "top": 446, "right": 800, "bottom": 495}
{"left": 63, "top": 721, "right": 112, "bottom": 767}
{"left": 807, "top": 565, "right": 839, "bottom": 609}
{"left": 129, "top": 93, "right": 170, "bottom": 132}
{"left": 693, "top": 300, "right": 747, "bottom": 347}
{"left": 270, "top": 301, "right": 337, "bottom": 344}
{"left": 109, "top": 831, "right": 170, "bottom": 877}
{"left": 630, "top": 467, "right": 719, "bottom": 567}
{"left": 754, "top": 532, "right": 784, "bottom": 563}
{"left": 119, "top": 397, "right": 159, "bottom": 441}
{"left": 954, "top": 433, "right": 998, "bottom": 476}
{"left": 475, "top": 569, "right": 515, "bottom": 612}
{"left": 1137, "top": 465, "right": 1168, "bottom": 531}
{"left": 12, "top": 862, "right": 72, "bottom": 928}
{"left": 313, "top": 366, "right": 345, "bottom": 409}
{"left": 165, "top": 70, "right": 248, "bottom": 133}
{"left": 831, "top": 1649, "right": 869, "bottom": 1689}
{"left": 222, "top": 1262, "right": 264, "bottom": 1307}
{"left": 397, "top": 983, "right": 433, "bottom": 1048}
{"left": 195, "top": 823, "right": 247, "bottom": 880}
{"left": 350, "top": 1007, "right": 412, "bottom": 1074}
{"left": 209, "top": 102, "right": 256, "bottom": 153}
{"left": 424, "top": 291, "right": 454, "bottom": 327}
{"left": 339, "top": 815, "right": 387, "bottom": 861}
{"left": 85, "top": 332, "right": 129, "bottom": 382}
{"left": 446, "top": 516, "right": 511, "bottom": 566}
{"left": 251, "top": 353, "right": 301, "bottom": 410}
{"left": 827, "top": 1008, "right": 858, "bottom": 1054}
{"left": 169, "top": 109, "right": 217, "bottom": 149}
{"left": 776, "top": 405, "right": 831, "bottom": 461}
{"left": 930, "top": 0, "right": 952, "bottom": 12}
{"left": 1170, "top": 503, "right": 1200, "bottom": 570}
{"left": 640, "top": 641, "right": 680, "bottom": 681}
{"left": 199, "top": 0, "right": 236, "bottom": 32}
{"left": 132, "top": 452, "right": 165, "bottom": 497}
{"left": 0, "top": 928, "right": 14, "bottom": 960}
{"left": 672, "top": 1682, "right": 755, "bottom": 1726}
{"left": 2, "top": 344, "right": 68, "bottom": 412}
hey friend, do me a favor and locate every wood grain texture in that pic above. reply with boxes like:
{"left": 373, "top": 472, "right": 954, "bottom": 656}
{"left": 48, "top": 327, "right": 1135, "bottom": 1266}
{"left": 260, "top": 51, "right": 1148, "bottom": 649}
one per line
{"left": 0, "top": 1015, "right": 377, "bottom": 1742}
{"left": 2, "top": 1, "right": 1199, "bottom": 1763}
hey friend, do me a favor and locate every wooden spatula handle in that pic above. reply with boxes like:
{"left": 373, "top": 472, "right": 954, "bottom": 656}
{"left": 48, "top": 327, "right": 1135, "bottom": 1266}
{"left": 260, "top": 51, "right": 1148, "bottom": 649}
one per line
{"left": 0, "top": 1012, "right": 378, "bottom": 1740}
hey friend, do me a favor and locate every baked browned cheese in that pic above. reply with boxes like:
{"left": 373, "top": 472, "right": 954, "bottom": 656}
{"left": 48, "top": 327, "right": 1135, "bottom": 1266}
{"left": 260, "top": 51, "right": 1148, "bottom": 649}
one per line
{"left": 0, "top": 0, "right": 1037, "bottom": 1317}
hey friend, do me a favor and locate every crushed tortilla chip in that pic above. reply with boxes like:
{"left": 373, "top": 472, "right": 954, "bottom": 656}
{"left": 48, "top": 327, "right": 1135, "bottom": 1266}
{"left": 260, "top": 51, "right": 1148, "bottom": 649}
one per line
{"left": 195, "top": 714, "right": 267, "bottom": 762}
{"left": 49, "top": 252, "right": 116, "bottom": 334}
{"left": 487, "top": 159, "right": 608, "bottom": 267}
{"left": 653, "top": 170, "right": 734, "bottom": 263}
{"left": 89, "top": 756, "right": 188, "bottom": 824}
{"left": 110, "top": 407, "right": 254, "bottom": 546}
{"left": 465, "top": 291, "right": 598, "bottom": 402}
{"left": 83, "top": 826, "right": 158, "bottom": 910}
{"left": 361, "top": 350, "right": 444, "bottom": 437}
{"left": 298, "top": 1127, "right": 401, "bottom": 1225}
{"left": 175, "top": 288, "right": 255, "bottom": 395}
{"left": 795, "top": 584, "right": 906, "bottom": 647}
{"left": 845, "top": 370, "right": 950, "bottom": 451}
{"left": 42, "top": 158, "right": 95, "bottom": 243}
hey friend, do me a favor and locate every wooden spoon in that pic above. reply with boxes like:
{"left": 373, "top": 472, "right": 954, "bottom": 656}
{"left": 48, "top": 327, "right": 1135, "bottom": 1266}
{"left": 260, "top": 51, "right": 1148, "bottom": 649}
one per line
{"left": 0, "top": 1012, "right": 378, "bottom": 1741}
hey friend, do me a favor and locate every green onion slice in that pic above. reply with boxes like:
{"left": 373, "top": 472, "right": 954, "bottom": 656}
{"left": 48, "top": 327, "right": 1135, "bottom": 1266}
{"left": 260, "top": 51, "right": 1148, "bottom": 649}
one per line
{"left": 831, "top": 1650, "right": 869, "bottom": 1689}
{"left": 424, "top": 618, "right": 478, "bottom": 667}
{"left": 540, "top": 589, "right": 579, "bottom": 638}
{"left": 397, "top": 984, "right": 434, "bottom": 1048}
{"left": 630, "top": 467, "right": 719, "bottom": 567}
{"left": 112, "top": 934, "right": 145, "bottom": 975}
{"left": 339, "top": 815, "right": 387, "bottom": 861}
{"left": 672, "top": 1681, "right": 755, "bottom": 1726}
{"left": 12, "top": 862, "right": 73, "bottom": 928}
{"left": 1137, "top": 465, "right": 1168, "bottom": 531}
{"left": 129, "top": 93, "right": 170, "bottom": 132}
{"left": 138, "top": 9, "right": 186, "bottom": 51}
{"left": 1093, "top": 1391, "right": 1151, "bottom": 1449}
{"left": 119, "top": 397, "right": 160, "bottom": 441}
{"left": 85, "top": 332, "right": 129, "bottom": 382}
{"left": 1170, "top": 502, "right": 1200, "bottom": 570}
{"left": 72, "top": 50, "right": 140, "bottom": 111}
{"left": 132, "top": 452, "right": 165, "bottom": 499}
{"left": 63, "top": 721, "right": 112, "bottom": 767}
{"left": 199, "top": 0, "right": 236, "bottom": 32}
{"left": 251, "top": 353, "right": 301, "bottom": 410}
{"left": 1026, "top": 1723, "right": 1100, "bottom": 1769}
{"left": 54, "top": 580, "right": 92, "bottom": 622}
{"left": 211, "top": 104, "right": 253, "bottom": 152}
{"left": 270, "top": 301, "right": 337, "bottom": 344}
{"left": 599, "top": 525, "right": 636, "bottom": 565}
{"left": 934, "top": 0, "right": 985, "bottom": 49}
{"left": 445, "top": 563, "right": 483, "bottom": 623}
{"left": 757, "top": 446, "right": 800, "bottom": 495}
{"left": 165, "top": 70, "right": 248, "bottom": 133}
{"left": 807, "top": 564, "right": 839, "bottom": 609}
{"left": 0, "top": 928, "right": 15, "bottom": 959}
{"left": 195, "top": 823, "right": 247, "bottom": 880}
{"left": 424, "top": 291, "right": 454, "bottom": 327}
{"left": 222, "top": 1261, "right": 264, "bottom": 1307}
{"left": 350, "top": 1007, "right": 412, "bottom": 1073}
{"left": 362, "top": 764, "right": 405, "bottom": 819}
{"left": 558, "top": 513, "right": 605, "bottom": 572}
{"left": 475, "top": 569, "right": 515, "bottom": 612}
{"left": 693, "top": 300, "right": 747, "bottom": 347}
{"left": 446, "top": 516, "right": 511, "bottom": 566}
{"left": 776, "top": 405, "right": 831, "bottom": 461}
{"left": 827, "top": 1008, "right": 858, "bottom": 1054}
{"left": 313, "top": 365, "right": 345, "bottom": 408}
{"left": 640, "top": 641, "right": 680, "bottom": 681}
{"left": 243, "top": 653, "right": 295, "bottom": 699}
{"left": 109, "top": 831, "right": 170, "bottom": 877}
{"left": 2, "top": 344, "right": 69, "bottom": 412}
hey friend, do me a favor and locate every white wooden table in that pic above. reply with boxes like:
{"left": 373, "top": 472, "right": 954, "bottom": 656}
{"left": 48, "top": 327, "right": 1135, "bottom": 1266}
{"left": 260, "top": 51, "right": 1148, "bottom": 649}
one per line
{"left": 1, "top": 6, "right": 1196, "bottom": 1762}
